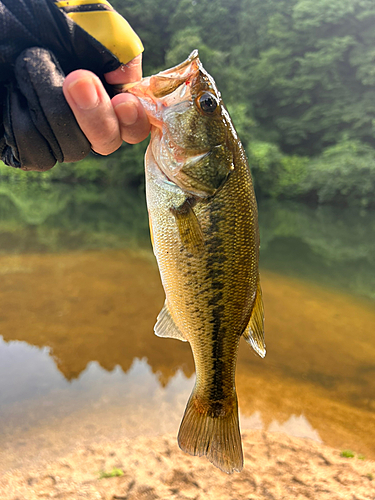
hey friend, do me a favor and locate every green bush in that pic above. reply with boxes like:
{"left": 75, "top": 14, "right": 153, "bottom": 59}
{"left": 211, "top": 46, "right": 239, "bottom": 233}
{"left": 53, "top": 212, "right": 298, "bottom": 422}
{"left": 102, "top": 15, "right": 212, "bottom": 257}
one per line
{"left": 302, "top": 140, "right": 375, "bottom": 207}
{"left": 0, "top": 142, "right": 147, "bottom": 186}
{"left": 248, "top": 138, "right": 375, "bottom": 207}
{"left": 248, "top": 140, "right": 308, "bottom": 199}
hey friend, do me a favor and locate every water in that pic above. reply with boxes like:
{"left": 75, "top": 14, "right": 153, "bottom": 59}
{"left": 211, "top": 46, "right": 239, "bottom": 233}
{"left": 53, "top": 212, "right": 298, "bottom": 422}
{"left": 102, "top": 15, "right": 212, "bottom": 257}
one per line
{"left": 0, "top": 182, "right": 374, "bottom": 472}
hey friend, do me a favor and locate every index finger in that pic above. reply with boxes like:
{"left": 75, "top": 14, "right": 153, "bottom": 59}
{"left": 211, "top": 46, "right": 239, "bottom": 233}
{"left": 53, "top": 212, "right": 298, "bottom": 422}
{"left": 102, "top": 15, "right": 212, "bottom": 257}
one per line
{"left": 104, "top": 53, "right": 150, "bottom": 144}
{"left": 104, "top": 54, "right": 142, "bottom": 85}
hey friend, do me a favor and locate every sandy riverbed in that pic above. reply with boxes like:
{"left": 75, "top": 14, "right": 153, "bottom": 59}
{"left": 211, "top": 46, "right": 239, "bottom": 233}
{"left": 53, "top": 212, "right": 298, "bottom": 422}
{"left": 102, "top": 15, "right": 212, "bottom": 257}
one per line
{"left": 1, "top": 431, "right": 374, "bottom": 500}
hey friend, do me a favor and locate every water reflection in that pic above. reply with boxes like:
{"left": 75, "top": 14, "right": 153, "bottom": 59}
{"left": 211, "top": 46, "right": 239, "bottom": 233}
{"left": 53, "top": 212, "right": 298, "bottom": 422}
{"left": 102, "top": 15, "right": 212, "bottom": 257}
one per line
{"left": 259, "top": 199, "right": 375, "bottom": 300}
{"left": 1, "top": 183, "right": 374, "bottom": 301}
{"left": 0, "top": 182, "right": 150, "bottom": 253}
{"left": 0, "top": 251, "right": 193, "bottom": 383}
{"left": 268, "top": 415, "right": 322, "bottom": 443}
{"left": 0, "top": 336, "right": 322, "bottom": 443}
{"left": 0, "top": 339, "right": 193, "bottom": 437}
{"left": 0, "top": 182, "right": 374, "bottom": 469}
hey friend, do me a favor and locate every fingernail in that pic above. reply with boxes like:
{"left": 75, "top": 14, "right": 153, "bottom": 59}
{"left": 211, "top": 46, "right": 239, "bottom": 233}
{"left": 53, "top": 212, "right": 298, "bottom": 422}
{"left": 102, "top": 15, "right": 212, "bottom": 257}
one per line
{"left": 114, "top": 101, "right": 138, "bottom": 126}
{"left": 67, "top": 78, "right": 99, "bottom": 110}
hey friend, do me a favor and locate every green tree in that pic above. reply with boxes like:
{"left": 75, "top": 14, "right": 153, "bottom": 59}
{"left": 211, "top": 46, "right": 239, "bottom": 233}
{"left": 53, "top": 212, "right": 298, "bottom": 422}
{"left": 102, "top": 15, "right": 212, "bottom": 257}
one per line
{"left": 302, "top": 139, "right": 375, "bottom": 207}
{"left": 234, "top": 0, "right": 375, "bottom": 154}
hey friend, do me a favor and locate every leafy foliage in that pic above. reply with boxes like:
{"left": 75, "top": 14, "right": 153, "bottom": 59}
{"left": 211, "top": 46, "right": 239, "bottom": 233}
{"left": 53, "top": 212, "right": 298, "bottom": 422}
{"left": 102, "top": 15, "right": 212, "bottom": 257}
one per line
{"left": 0, "top": 142, "right": 146, "bottom": 186}
{"left": 340, "top": 450, "right": 355, "bottom": 458}
{"left": 302, "top": 140, "right": 375, "bottom": 207}
{"left": 249, "top": 141, "right": 308, "bottom": 198}
{"left": 98, "top": 468, "right": 124, "bottom": 479}
{"left": 234, "top": 0, "right": 375, "bottom": 155}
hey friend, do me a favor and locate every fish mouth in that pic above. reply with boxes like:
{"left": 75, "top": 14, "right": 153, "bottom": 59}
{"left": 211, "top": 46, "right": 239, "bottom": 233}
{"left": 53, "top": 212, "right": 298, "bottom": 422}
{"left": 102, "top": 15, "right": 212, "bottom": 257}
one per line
{"left": 116, "top": 51, "right": 201, "bottom": 99}
{"left": 116, "top": 51, "right": 202, "bottom": 131}
{"left": 156, "top": 50, "right": 200, "bottom": 79}
{"left": 147, "top": 51, "right": 201, "bottom": 99}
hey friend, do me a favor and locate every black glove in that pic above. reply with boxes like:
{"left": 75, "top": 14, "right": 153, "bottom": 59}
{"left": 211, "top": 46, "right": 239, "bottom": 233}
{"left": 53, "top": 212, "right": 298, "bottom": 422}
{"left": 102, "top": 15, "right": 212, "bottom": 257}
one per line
{"left": 0, "top": 0, "right": 143, "bottom": 171}
{"left": 2, "top": 46, "right": 92, "bottom": 170}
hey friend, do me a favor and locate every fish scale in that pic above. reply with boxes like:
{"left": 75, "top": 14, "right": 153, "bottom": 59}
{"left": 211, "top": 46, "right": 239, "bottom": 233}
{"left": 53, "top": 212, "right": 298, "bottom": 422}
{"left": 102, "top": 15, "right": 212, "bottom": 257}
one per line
{"left": 126, "top": 51, "right": 265, "bottom": 473}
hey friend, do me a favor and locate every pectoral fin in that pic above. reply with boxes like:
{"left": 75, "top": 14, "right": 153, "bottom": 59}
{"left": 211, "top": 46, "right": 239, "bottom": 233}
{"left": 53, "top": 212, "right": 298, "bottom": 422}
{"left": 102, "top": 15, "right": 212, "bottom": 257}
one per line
{"left": 170, "top": 198, "right": 204, "bottom": 253}
{"left": 154, "top": 301, "right": 187, "bottom": 342}
{"left": 243, "top": 279, "right": 266, "bottom": 358}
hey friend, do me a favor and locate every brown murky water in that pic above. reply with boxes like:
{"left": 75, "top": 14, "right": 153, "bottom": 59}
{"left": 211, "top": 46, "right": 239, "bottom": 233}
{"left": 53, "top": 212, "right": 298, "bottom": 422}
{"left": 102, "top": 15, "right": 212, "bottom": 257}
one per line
{"left": 0, "top": 248, "right": 374, "bottom": 473}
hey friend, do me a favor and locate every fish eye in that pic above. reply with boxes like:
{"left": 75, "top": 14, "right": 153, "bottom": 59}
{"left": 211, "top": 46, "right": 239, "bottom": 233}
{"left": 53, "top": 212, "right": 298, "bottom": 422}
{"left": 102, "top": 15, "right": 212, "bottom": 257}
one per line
{"left": 198, "top": 93, "right": 218, "bottom": 113}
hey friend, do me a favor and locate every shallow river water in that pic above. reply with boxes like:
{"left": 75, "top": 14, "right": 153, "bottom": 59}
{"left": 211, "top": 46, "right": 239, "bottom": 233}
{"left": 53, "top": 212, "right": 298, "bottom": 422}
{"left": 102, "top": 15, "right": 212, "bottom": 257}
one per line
{"left": 0, "top": 183, "right": 374, "bottom": 472}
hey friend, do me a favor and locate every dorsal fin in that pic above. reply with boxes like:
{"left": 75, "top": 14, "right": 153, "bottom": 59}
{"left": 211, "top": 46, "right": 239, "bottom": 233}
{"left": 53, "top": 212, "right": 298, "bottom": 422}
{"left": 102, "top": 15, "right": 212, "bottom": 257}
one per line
{"left": 154, "top": 301, "right": 187, "bottom": 342}
{"left": 242, "top": 278, "right": 266, "bottom": 358}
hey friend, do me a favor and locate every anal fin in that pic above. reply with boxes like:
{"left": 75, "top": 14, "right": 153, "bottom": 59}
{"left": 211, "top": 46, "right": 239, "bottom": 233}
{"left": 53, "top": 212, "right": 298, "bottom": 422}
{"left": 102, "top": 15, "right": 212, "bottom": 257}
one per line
{"left": 154, "top": 301, "right": 187, "bottom": 342}
{"left": 243, "top": 278, "right": 266, "bottom": 358}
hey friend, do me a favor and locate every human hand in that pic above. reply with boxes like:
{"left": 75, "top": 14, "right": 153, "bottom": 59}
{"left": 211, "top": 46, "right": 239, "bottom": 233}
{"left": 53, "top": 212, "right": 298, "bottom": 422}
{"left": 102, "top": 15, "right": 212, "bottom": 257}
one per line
{"left": 63, "top": 54, "right": 150, "bottom": 156}
{"left": 0, "top": 0, "right": 148, "bottom": 170}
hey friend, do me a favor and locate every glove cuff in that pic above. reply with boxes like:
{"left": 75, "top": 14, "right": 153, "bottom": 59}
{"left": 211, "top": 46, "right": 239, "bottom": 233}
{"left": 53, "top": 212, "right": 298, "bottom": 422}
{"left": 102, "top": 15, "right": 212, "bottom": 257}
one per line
{"left": 55, "top": 0, "right": 144, "bottom": 65}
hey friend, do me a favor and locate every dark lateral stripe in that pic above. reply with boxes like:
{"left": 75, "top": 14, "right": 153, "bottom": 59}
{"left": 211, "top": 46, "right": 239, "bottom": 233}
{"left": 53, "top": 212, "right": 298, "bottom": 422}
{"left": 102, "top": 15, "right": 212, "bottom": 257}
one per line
{"left": 59, "top": 4, "right": 114, "bottom": 13}
{"left": 205, "top": 199, "right": 228, "bottom": 401}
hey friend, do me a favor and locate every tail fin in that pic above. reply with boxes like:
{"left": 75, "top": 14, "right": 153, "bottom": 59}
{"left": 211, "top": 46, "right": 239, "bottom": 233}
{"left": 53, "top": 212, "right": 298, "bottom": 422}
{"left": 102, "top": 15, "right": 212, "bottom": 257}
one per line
{"left": 177, "top": 390, "right": 243, "bottom": 474}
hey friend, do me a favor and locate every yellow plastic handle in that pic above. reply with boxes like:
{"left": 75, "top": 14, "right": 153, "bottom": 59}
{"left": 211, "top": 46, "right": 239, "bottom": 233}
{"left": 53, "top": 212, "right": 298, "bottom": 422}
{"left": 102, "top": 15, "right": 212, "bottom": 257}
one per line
{"left": 55, "top": 0, "right": 144, "bottom": 65}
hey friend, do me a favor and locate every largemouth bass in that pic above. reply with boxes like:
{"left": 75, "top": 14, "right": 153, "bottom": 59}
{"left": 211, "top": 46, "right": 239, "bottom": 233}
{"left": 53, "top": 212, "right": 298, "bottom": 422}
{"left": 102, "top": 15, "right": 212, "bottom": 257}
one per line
{"left": 126, "top": 51, "right": 265, "bottom": 474}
